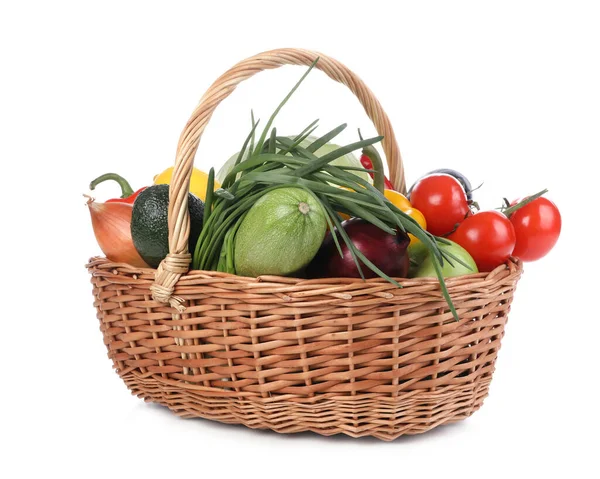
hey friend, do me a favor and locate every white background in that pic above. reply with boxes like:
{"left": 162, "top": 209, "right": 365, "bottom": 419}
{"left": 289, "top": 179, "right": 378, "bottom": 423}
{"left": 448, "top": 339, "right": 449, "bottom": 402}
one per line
{"left": 1, "top": 1, "right": 598, "bottom": 478}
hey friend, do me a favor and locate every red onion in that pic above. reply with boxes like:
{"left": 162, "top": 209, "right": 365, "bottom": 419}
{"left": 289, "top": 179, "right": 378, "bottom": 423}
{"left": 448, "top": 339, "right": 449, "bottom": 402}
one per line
{"left": 307, "top": 218, "right": 410, "bottom": 279}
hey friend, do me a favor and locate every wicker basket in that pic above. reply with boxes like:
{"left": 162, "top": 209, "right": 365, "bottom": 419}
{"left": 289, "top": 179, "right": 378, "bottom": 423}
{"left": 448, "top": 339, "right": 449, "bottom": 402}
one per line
{"left": 87, "top": 48, "right": 523, "bottom": 441}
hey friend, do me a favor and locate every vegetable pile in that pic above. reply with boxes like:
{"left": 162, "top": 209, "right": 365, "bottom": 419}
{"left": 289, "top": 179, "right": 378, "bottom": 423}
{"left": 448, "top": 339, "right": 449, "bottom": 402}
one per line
{"left": 86, "top": 62, "right": 561, "bottom": 319}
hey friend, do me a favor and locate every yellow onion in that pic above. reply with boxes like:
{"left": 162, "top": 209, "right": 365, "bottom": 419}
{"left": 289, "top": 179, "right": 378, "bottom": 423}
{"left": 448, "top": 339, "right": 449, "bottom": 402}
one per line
{"left": 85, "top": 195, "right": 149, "bottom": 267}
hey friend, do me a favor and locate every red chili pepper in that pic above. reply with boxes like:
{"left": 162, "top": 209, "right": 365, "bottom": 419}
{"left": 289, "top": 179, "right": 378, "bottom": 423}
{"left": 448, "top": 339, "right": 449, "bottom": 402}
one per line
{"left": 89, "top": 173, "right": 147, "bottom": 204}
{"left": 360, "top": 153, "right": 395, "bottom": 190}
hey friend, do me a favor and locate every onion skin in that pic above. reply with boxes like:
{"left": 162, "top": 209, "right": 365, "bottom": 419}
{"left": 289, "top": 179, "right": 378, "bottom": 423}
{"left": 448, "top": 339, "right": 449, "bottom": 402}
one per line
{"left": 307, "top": 218, "right": 410, "bottom": 279}
{"left": 86, "top": 197, "right": 149, "bottom": 267}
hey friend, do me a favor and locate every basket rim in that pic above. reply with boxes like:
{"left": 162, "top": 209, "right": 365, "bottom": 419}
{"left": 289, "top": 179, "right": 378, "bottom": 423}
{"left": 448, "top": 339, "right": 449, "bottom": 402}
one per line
{"left": 87, "top": 255, "right": 523, "bottom": 289}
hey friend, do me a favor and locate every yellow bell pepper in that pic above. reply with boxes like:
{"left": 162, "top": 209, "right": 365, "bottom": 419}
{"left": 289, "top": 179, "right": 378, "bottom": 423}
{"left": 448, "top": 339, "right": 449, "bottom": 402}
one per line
{"left": 384, "top": 189, "right": 427, "bottom": 244}
{"left": 384, "top": 189, "right": 412, "bottom": 211}
{"left": 153, "top": 166, "right": 221, "bottom": 201}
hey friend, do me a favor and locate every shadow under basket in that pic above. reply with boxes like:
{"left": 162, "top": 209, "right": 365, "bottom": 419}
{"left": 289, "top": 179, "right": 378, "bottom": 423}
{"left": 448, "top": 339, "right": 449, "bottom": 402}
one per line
{"left": 87, "top": 48, "right": 523, "bottom": 440}
{"left": 88, "top": 256, "right": 522, "bottom": 441}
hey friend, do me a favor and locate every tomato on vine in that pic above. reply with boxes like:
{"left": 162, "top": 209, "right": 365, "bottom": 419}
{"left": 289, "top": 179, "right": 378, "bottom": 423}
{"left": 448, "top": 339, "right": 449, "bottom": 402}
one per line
{"left": 503, "top": 192, "right": 561, "bottom": 262}
{"left": 449, "top": 211, "right": 516, "bottom": 272}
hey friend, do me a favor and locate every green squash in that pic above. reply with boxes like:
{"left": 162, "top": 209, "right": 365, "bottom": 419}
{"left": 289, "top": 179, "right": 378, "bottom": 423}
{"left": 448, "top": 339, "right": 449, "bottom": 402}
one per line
{"left": 234, "top": 187, "right": 327, "bottom": 277}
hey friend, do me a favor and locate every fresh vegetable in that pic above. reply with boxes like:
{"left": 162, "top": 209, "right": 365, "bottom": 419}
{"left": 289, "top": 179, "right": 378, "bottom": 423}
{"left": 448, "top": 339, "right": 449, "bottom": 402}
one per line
{"left": 383, "top": 189, "right": 412, "bottom": 210}
{"left": 449, "top": 211, "right": 516, "bottom": 272}
{"left": 154, "top": 166, "right": 221, "bottom": 201}
{"left": 503, "top": 191, "right": 561, "bottom": 262}
{"left": 408, "top": 168, "right": 474, "bottom": 201}
{"left": 382, "top": 190, "right": 426, "bottom": 243}
{"left": 233, "top": 187, "right": 327, "bottom": 277}
{"left": 131, "top": 184, "right": 205, "bottom": 268}
{"left": 86, "top": 196, "right": 149, "bottom": 267}
{"left": 89, "top": 173, "right": 147, "bottom": 204}
{"left": 410, "top": 174, "right": 471, "bottom": 236}
{"left": 307, "top": 218, "right": 410, "bottom": 279}
{"left": 403, "top": 208, "right": 427, "bottom": 240}
{"left": 360, "top": 152, "right": 394, "bottom": 190}
{"left": 409, "top": 239, "right": 477, "bottom": 278}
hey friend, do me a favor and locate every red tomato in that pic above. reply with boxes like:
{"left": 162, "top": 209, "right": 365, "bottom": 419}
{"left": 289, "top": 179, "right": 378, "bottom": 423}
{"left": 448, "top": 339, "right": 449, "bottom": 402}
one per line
{"left": 410, "top": 174, "right": 470, "bottom": 236}
{"left": 509, "top": 197, "right": 561, "bottom": 262}
{"left": 449, "top": 211, "right": 516, "bottom": 272}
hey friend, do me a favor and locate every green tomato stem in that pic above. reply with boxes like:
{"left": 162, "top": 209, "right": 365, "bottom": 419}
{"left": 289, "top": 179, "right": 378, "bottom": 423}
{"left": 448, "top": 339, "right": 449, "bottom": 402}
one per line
{"left": 502, "top": 188, "right": 548, "bottom": 217}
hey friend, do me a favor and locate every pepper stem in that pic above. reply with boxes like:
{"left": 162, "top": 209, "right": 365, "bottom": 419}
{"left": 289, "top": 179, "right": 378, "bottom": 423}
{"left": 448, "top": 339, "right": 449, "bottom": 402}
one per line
{"left": 89, "top": 173, "right": 135, "bottom": 198}
{"left": 358, "top": 129, "right": 385, "bottom": 194}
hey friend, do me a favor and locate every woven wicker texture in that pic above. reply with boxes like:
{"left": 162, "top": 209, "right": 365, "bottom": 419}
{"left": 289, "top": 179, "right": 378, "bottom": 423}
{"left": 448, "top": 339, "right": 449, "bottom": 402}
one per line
{"left": 88, "top": 256, "right": 521, "bottom": 440}
{"left": 88, "top": 48, "right": 523, "bottom": 440}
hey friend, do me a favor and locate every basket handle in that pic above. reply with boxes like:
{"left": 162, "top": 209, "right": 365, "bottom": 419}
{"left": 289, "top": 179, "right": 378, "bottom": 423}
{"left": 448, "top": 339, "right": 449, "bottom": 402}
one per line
{"left": 151, "top": 48, "right": 406, "bottom": 310}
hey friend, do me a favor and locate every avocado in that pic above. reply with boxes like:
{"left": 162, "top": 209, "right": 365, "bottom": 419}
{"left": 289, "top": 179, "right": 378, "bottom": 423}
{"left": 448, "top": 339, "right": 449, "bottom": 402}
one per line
{"left": 131, "top": 184, "right": 204, "bottom": 268}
